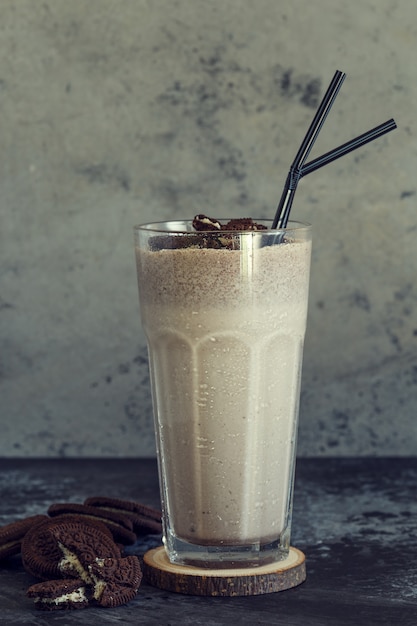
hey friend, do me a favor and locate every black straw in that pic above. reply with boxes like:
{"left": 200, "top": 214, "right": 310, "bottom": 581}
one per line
{"left": 272, "top": 70, "right": 346, "bottom": 229}
{"left": 300, "top": 118, "right": 397, "bottom": 178}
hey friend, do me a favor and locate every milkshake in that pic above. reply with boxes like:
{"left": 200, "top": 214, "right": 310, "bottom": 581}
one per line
{"left": 135, "top": 219, "right": 311, "bottom": 567}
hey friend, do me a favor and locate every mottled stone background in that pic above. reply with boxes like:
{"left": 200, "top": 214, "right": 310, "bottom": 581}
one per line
{"left": 1, "top": 0, "right": 416, "bottom": 457}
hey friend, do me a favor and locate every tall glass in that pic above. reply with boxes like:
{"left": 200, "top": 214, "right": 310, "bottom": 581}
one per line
{"left": 134, "top": 220, "right": 311, "bottom": 568}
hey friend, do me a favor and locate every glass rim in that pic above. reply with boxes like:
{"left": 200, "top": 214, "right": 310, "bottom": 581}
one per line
{"left": 134, "top": 218, "right": 311, "bottom": 235}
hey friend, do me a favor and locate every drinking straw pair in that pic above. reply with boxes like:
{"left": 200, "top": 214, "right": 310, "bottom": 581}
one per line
{"left": 273, "top": 70, "right": 397, "bottom": 229}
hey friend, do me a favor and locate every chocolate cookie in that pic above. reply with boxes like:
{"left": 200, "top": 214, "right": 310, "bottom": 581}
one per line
{"left": 88, "top": 556, "right": 143, "bottom": 607}
{"left": 47, "top": 502, "right": 137, "bottom": 545}
{"left": 21, "top": 516, "right": 118, "bottom": 581}
{"left": 49, "top": 519, "right": 121, "bottom": 584}
{"left": 0, "top": 515, "right": 47, "bottom": 561}
{"left": 84, "top": 496, "right": 163, "bottom": 535}
{"left": 27, "top": 578, "right": 89, "bottom": 611}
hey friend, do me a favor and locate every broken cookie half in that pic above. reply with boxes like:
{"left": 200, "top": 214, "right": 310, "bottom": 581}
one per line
{"left": 52, "top": 521, "right": 142, "bottom": 608}
{"left": 88, "top": 556, "right": 143, "bottom": 608}
{"left": 27, "top": 578, "right": 89, "bottom": 611}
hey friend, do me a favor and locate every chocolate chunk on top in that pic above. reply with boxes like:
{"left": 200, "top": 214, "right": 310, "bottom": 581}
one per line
{"left": 221, "top": 217, "right": 267, "bottom": 231}
{"left": 191, "top": 215, "right": 268, "bottom": 249}
{"left": 192, "top": 214, "right": 222, "bottom": 231}
{"left": 148, "top": 215, "right": 268, "bottom": 251}
{"left": 193, "top": 215, "right": 267, "bottom": 232}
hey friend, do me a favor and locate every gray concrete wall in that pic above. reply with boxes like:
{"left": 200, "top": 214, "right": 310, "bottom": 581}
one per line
{"left": 1, "top": 0, "right": 415, "bottom": 457}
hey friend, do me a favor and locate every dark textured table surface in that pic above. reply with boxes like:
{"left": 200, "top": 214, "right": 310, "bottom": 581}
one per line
{"left": 0, "top": 457, "right": 416, "bottom": 625}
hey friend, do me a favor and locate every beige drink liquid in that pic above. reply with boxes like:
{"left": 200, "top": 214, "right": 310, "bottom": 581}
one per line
{"left": 136, "top": 221, "right": 311, "bottom": 565}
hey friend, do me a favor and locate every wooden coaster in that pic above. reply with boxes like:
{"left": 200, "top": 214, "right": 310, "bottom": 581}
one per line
{"left": 143, "top": 546, "right": 306, "bottom": 596}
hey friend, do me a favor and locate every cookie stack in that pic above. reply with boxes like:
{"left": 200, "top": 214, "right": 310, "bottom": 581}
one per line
{"left": 0, "top": 496, "right": 162, "bottom": 611}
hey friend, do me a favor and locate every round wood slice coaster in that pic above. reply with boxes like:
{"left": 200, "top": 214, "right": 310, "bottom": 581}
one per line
{"left": 143, "top": 546, "right": 306, "bottom": 596}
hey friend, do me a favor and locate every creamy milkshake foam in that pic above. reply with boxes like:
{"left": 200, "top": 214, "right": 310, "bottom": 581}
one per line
{"left": 136, "top": 232, "right": 311, "bottom": 549}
